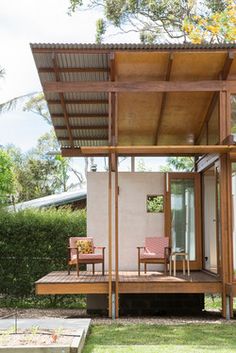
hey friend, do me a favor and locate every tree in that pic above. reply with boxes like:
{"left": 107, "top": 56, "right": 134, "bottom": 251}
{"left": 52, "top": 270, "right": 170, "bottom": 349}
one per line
{"left": 183, "top": 0, "right": 236, "bottom": 43}
{"left": 68, "top": 0, "right": 235, "bottom": 43}
{"left": 23, "top": 92, "right": 51, "bottom": 125}
{"left": 23, "top": 94, "right": 109, "bottom": 178}
{"left": 160, "top": 157, "right": 194, "bottom": 172}
{"left": 0, "top": 149, "right": 15, "bottom": 204}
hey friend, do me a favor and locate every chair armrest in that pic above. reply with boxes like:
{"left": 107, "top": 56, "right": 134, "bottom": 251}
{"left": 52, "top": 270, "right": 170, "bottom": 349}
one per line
{"left": 137, "top": 246, "right": 145, "bottom": 249}
{"left": 68, "top": 246, "right": 79, "bottom": 262}
{"left": 94, "top": 246, "right": 106, "bottom": 250}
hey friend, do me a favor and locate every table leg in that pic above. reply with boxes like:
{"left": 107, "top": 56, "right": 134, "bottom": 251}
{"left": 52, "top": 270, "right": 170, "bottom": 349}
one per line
{"left": 173, "top": 255, "right": 176, "bottom": 276}
{"left": 187, "top": 255, "right": 190, "bottom": 276}
{"left": 183, "top": 256, "right": 185, "bottom": 275}
{"left": 169, "top": 256, "right": 172, "bottom": 275}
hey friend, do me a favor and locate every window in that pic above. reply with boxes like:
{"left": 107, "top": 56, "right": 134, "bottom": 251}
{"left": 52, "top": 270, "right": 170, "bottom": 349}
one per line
{"left": 147, "top": 195, "right": 164, "bottom": 213}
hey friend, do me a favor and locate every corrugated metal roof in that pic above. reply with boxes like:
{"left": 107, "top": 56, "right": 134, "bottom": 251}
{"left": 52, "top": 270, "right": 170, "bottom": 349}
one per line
{"left": 32, "top": 45, "right": 110, "bottom": 149}
{"left": 31, "top": 42, "right": 236, "bottom": 151}
{"left": 8, "top": 189, "right": 87, "bottom": 211}
{"left": 31, "top": 43, "right": 236, "bottom": 51}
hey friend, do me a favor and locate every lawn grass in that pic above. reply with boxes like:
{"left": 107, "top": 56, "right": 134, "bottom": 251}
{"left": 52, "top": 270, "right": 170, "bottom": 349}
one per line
{"left": 83, "top": 323, "right": 236, "bottom": 353}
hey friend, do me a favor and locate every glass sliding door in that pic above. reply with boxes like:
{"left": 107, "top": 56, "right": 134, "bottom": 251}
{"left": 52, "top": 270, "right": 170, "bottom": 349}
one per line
{"left": 232, "top": 163, "right": 236, "bottom": 279}
{"left": 203, "top": 167, "right": 218, "bottom": 274}
{"left": 169, "top": 174, "right": 200, "bottom": 266}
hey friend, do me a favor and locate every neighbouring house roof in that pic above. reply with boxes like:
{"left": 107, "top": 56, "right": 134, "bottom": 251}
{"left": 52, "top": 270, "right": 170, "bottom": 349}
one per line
{"left": 8, "top": 189, "right": 87, "bottom": 211}
{"left": 31, "top": 43, "right": 236, "bottom": 152}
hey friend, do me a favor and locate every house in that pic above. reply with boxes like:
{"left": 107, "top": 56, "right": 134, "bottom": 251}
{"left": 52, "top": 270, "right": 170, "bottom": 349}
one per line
{"left": 31, "top": 42, "right": 236, "bottom": 319}
{"left": 9, "top": 189, "right": 87, "bottom": 211}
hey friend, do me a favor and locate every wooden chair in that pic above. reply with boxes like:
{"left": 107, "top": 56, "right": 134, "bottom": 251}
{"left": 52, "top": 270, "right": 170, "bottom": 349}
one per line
{"left": 137, "top": 236, "right": 171, "bottom": 276}
{"left": 67, "top": 237, "right": 105, "bottom": 276}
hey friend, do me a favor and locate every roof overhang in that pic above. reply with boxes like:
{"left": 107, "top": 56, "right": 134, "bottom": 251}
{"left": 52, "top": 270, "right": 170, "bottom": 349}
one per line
{"left": 31, "top": 43, "right": 236, "bottom": 156}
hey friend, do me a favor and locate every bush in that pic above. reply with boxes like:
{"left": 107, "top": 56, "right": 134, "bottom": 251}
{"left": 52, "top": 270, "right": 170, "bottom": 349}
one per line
{"left": 0, "top": 207, "right": 86, "bottom": 298}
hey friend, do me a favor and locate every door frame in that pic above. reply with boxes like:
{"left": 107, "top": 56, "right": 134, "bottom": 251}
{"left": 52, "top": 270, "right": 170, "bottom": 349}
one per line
{"left": 201, "top": 164, "right": 221, "bottom": 276}
{"left": 165, "top": 172, "right": 202, "bottom": 270}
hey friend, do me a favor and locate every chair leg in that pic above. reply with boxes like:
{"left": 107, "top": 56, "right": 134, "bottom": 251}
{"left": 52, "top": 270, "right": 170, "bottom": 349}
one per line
{"left": 67, "top": 264, "right": 70, "bottom": 275}
{"left": 144, "top": 263, "right": 147, "bottom": 274}
{"left": 138, "top": 261, "right": 140, "bottom": 276}
{"left": 102, "top": 260, "right": 105, "bottom": 276}
{"left": 76, "top": 262, "right": 79, "bottom": 277}
{"left": 92, "top": 263, "right": 95, "bottom": 275}
{"left": 164, "top": 259, "right": 167, "bottom": 275}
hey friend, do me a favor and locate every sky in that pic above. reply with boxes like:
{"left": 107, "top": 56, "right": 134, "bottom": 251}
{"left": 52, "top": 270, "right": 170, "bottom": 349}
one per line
{"left": 0, "top": 0, "right": 131, "bottom": 151}
{"left": 0, "top": 0, "right": 166, "bottom": 175}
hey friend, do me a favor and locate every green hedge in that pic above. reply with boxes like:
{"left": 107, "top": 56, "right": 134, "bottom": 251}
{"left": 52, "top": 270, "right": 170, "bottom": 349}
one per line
{"left": 0, "top": 207, "right": 86, "bottom": 298}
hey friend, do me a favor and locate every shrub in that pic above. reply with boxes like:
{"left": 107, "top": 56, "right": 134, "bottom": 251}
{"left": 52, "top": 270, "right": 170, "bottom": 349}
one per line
{"left": 0, "top": 207, "right": 86, "bottom": 298}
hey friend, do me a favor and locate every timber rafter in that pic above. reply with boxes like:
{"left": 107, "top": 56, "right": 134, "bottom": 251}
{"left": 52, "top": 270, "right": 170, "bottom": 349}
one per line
{"left": 39, "top": 67, "right": 109, "bottom": 73}
{"left": 51, "top": 113, "right": 108, "bottom": 118}
{"left": 47, "top": 99, "right": 108, "bottom": 105}
{"left": 43, "top": 80, "right": 236, "bottom": 93}
{"left": 54, "top": 125, "right": 108, "bottom": 130}
{"left": 155, "top": 53, "right": 173, "bottom": 145}
{"left": 52, "top": 55, "right": 74, "bottom": 148}
{"left": 196, "top": 51, "right": 235, "bottom": 144}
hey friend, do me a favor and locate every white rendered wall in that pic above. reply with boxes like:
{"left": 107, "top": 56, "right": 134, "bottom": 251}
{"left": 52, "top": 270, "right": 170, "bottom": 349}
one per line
{"left": 87, "top": 172, "right": 165, "bottom": 271}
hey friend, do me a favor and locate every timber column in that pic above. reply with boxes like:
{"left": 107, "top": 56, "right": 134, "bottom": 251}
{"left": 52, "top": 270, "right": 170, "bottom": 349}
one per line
{"left": 108, "top": 52, "right": 119, "bottom": 318}
{"left": 219, "top": 90, "right": 233, "bottom": 319}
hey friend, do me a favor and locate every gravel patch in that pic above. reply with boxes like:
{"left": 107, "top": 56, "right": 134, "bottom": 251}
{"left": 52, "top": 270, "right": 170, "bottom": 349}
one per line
{"left": 1, "top": 308, "right": 235, "bottom": 325}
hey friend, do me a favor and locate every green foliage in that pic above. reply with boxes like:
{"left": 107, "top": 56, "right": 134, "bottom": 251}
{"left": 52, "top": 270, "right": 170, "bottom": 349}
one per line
{"left": 96, "top": 18, "right": 106, "bottom": 43}
{"left": 160, "top": 157, "right": 194, "bottom": 172}
{"left": 0, "top": 207, "right": 86, "bottom": 298}
{"left": 23, "top": 93, "right": 51, "bottom": 125}
{"left": 0, "top": 149, "right": 15, "bottom": 204}
{"left": 147, "top": 195, "right": 164, "bottom": 213}
{"left": 0, "top": 294, "right": 86, "bottom": 309}
{"left": 4, "top": 132, "right": 74, "bottom": 202}
{"left": 68, "top": 0, "right": 230, "bottom": 43}
{"left": 84, "top": 323, "right": 236, "bottom": 353}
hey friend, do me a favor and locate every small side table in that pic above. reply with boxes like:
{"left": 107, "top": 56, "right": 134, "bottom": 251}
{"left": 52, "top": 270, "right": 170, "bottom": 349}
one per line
{"left": 169, "top": 252, "right": 190, "bottom": 276}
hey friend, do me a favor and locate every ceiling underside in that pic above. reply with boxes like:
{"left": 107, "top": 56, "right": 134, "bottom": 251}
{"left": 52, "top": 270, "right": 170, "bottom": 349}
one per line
{"left": 31, "top": 43, "right": 236, "bottom": 149}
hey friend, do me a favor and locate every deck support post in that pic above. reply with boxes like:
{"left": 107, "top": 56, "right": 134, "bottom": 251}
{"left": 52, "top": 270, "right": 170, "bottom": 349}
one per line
{"left": 226, "top": 295, "right": 231, "bottom": 320}
{"left": 112, "top": 292, "right": 116, "bottom": 320}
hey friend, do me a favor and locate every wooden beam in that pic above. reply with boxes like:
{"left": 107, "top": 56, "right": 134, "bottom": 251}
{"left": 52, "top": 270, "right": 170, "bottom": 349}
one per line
{"left": 47, "top": 99, "right": 108, "bottom": 105}
{"left": 196, "top": 92, "right": 218, "bottom": 144}
{"left": 36, "top": 282, "right": 109, "bottom": 295}
{"left": 155, "top": 53, "right": 173, "bottom": 144}
{"left": 54, "top": 125, "right": 108, "bottom": 130}
{"left": 118, "top": 282, "right": 222, "bottom": 294}
{"left": 196, "top": 52, "right": 235, "bottom": 144}
{"left": 109, "top": 52, "right": 116, "bottom": 145}
{"left": 221, "top": 51, "right": 235, "bottom": 80}
{"left": 39, "top": 67, "right": 109, "bottom": 73}
{"left": 51, "top": 113, "right": 108, "bottom": 118}
{"left": 58, "top": 136, "right": 108, "bottom": 141}
{"left": 43, "top": 80, "right": 235, "bottom": 93}
{"left": 52, "top": 56, "right": 74, "bottom": 148}
{"left": 61, "top": 145, "right": 233, "bottom": 157}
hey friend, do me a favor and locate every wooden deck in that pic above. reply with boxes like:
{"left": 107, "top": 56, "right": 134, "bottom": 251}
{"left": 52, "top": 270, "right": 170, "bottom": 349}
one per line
{"left": 35, "top": 271, "right": 222, "bottom": 295}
